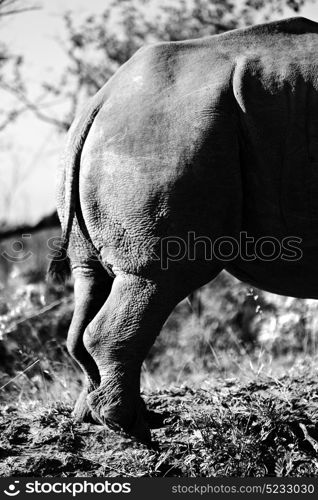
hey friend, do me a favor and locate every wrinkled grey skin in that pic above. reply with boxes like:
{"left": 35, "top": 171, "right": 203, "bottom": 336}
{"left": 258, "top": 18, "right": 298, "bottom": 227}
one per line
{"left": 50, "top": 17, "right": 318, "bottom": 442}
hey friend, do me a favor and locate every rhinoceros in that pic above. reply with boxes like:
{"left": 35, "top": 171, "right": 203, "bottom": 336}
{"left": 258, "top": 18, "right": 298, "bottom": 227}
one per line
{"left": 49, "top": 17, "right": 318, "bottom": 442}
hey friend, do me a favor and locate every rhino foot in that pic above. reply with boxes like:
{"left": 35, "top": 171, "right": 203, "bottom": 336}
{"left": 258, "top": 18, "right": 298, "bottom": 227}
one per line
{"left": 87, "top": 390, "right": 151, "bottom": 444}
{"left": 72, "top": 387, "right": 100, "bottom": 424}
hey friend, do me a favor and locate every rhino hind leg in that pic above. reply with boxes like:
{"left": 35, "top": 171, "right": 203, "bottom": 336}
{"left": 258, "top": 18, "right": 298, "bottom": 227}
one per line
{"left": 83, "top": 272, "right": 186, "bottom": 442}
{"left": 67, "top": 266, "right": 113, "bottom": 422}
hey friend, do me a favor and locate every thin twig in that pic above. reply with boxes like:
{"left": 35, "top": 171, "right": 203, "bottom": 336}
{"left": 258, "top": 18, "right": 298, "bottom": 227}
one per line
{"left": 0, "top": 82, "right": 69, "bottom": 130}
{"left": 5, "top": 299, "right": 72, "bottom": 334}
{"left": 0, "top": 359, "right": 39, "bottom": 390}
{"left": 0, "top": 7, "right": 38, "bottom": 16}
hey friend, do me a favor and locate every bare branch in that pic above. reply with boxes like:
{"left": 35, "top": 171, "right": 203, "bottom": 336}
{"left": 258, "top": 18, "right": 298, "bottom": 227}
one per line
{"left": 0, "top": 0, "right": 39, "bottom": 17}
{"left": 0, "top": 82, "right": 70, "bottom": 131}
{"left": 0, "top": 104, "right": 29, "bottom": 131}
{"left": 0, "top": 7, "right": 38, "bottom": 16}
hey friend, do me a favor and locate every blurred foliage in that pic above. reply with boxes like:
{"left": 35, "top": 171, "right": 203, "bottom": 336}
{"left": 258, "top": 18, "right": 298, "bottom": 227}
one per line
{"left": 145, "top": 272, "right": 318, "bottom": 386}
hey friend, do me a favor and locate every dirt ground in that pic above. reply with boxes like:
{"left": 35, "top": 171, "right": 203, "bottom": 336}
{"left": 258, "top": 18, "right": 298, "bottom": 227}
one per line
{"left": 1, "top": 366, "right": 318, "bottom": 477}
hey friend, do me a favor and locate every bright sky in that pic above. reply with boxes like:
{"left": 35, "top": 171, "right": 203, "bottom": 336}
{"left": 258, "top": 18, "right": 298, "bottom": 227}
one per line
{"left": 0, "top": 0, "right": 107, "bottom": 224}
{"left": 1, "top": 0, "right": 318, "bottom": 224}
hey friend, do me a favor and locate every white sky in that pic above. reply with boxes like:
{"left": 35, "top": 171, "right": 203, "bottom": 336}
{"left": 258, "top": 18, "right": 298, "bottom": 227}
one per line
{"left": 1, "top": 0, "right": 318, "bottom": 224}
{"left": 0, "top": 0, "right": 107, "bottom": 224}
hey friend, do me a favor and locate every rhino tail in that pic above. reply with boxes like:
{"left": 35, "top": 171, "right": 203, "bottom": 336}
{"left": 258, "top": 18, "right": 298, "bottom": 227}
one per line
{"left": 47, "top": 241, "right": 72, "bottom": 284}
{"left": 48, "top": 96, "right": 104, "bottom": 284}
